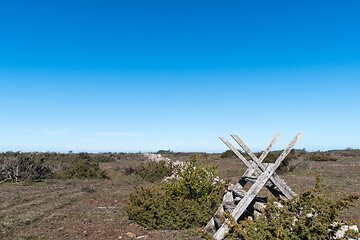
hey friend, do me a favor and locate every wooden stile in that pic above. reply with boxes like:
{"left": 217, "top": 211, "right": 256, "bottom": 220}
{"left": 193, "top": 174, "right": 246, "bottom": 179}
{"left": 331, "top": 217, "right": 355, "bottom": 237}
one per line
{"left": 205, "top": 132, "right": 303, "bottom": 240}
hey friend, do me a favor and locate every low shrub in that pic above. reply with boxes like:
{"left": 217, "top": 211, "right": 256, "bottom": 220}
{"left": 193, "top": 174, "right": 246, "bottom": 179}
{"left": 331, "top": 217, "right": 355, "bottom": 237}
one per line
{"left": 93, "top": 154, "right": 115, "bottom": 162}
{"left": 124, "top": 161, "right": 174, "bottom": 183}
{"left": 58, "top": 158, "right": 108, "bottom": 179}
{"left": 125, "top": 156, "right": 227, "bottom": 229}
{"left": 341, "top": 149, "right": 360, "bottom": 157}
{"left": 0, "top": 152, "right": 112, "bottom": 182}
{"left": 137, "top": 161, "right": 173, "bottom": 182}
{"left": 123, "top": 166, "right": 136, "bottom": 175}
{"left": 224, "top": 176, "right": 360, "bottom": 239}
{"left": 308, "top": 153, "right": 337, "bottom": 162}
{"left": 157, "top": 149, "right": 173, "bottom": 154}
{"left": 81, "top": 186, "right": 96, "bottom": 193}
{"left": 0, "top": 153, "right": 52, "bottom": 183}
{"left": 221, "top": 150, "right": 237, "bottom": 158}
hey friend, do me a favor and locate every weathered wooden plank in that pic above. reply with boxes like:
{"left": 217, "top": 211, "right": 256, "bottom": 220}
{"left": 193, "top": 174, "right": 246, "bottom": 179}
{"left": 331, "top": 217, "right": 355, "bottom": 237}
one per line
{"left": 215, "top": 166, "right": 284, "bottom": 239}
{"left": 259, "top": 133, "right": 282, "bottom": 162}
{"left": 277, "top": 132, "right": 303, "bottom": 163}
{"left": 205, "top": 138, "right": 256, "bottom": 236}
{"left": 231, "top": 134, "right": 297, "bottom": 199}
{"left": 214, "top": 169, "right": 271, "bottom": 240}
{"left": 220, "top": 134, "right": 294, "bottom": 199}
{"left": 204, "top": 204, "right": 225, "bottom": 234}
{"left": 220, "top": 137, "right": 251, "bottom": 168}
{"left": 204, "top": 217, "right": 216, "bottom": 235}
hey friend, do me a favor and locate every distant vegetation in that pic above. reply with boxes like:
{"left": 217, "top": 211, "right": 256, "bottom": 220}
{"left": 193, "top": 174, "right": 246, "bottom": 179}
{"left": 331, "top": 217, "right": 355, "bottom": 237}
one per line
{"left": 0, "top": 152, "right": 111, "bottom": 183}
{"left": 221, "top": 149, "right": 237, "bottom": 158}
{"left": 156, "top": 149, "right": 173, "bottom": 154}
{"left": 124, "top": 161, "right": 174, "bottom": 183}
{"left": 0, "top": 152, "right": 52, "bottom": 183}
{"left": 56, "top": 152, "right": 109, "bottom": 179}
{"left": 308, "top": 153, "right": 337, "bottom": 162}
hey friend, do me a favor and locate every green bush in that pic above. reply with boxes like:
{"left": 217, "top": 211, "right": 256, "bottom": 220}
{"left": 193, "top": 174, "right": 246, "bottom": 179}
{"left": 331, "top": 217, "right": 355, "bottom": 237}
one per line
{"left": 124, "top": 161, "right": 173, "bottom": 183}
{"left": 224, "top": 176, "right": 360, "bottom": 239}
{"left": 308, "top": 153, "right": 337, "bottom": 162}
{"left": 125, "top": 156, "right": 227, "bottom": 229}
{"left": 156, "top": 149, "right": 173, "bottom": 154}
{"left": 221, "top": 150, "right": 237, "bottom": 158}
{"left": 58, "top": 157, "right": 109, "bottom": 179}
{"left": 93, "top": 154, "right": 116, "bottom": 162}
{"left": 0, "top": 152, "right": 112, "bottom": 182}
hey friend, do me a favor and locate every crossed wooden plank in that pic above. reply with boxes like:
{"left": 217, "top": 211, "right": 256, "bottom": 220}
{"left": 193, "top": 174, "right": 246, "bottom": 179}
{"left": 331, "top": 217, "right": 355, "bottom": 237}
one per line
{"left": 221, "top": 133, "right": 296, "bottom": 199}
{"left": 213, "top": 132, "right": 303, "bottom": 239}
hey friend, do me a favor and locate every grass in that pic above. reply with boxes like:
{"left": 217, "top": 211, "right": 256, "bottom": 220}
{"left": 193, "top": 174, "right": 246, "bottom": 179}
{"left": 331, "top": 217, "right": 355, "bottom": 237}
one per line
{"left": 0, "top": 151, "right": 359, "bottom": 239}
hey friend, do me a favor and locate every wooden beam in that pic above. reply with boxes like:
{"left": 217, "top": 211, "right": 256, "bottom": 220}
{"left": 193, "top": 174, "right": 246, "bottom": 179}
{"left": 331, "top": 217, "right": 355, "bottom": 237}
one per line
{"left": 219, "top": 137, "right": 252, "bottom": 168}
{"left": 259, "top": 133, "right": 282, "bottom": 162}
{"left": 231, "top": 134, "right": 297, "bottom": 199}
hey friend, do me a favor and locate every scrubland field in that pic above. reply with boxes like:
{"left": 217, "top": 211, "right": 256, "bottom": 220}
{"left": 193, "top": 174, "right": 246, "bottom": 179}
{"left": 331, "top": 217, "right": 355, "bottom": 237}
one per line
{"left": 0, "top": 150, "right": 359, "bottom": 240}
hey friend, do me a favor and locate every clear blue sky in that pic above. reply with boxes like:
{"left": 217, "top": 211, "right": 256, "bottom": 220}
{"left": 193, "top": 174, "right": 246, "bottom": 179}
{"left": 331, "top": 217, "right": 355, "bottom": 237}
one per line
{"left": 1, "top": 0, "right": 360, "bottom": 152}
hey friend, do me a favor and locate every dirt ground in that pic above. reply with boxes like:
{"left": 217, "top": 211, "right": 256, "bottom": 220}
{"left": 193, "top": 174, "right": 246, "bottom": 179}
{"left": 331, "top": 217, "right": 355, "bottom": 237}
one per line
{"left": 0, "top": 152, "right": 359, "bottom": 239}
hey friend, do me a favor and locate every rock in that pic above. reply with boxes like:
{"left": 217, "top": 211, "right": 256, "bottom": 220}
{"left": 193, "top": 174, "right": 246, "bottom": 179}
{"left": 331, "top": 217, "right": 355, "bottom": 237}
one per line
{"left": 234, "top": 197, "right": 242, "bottom": 204}
{"left": 223, "top": 191, "right": 233, "bottom": 202}
{"left": 254, "top": 211, "right": 262, "bottom": 219}
{"left": 227, "top": 184, "right": 234, "bottom": 191}
{"left": 143, "top": 153, "right": 171, "bottom": 165}
{"left": 233, "top": 183, "right": 243, "bottom": 192}
{"left": 172, "top": 160, "right": 183, "bottom": 168}
{"left": 333, "top": 223, "right": 359, "bottom": 239}
{"left": 204, "top": 218, "right": 216, "bottom": 235}
{"left": 223, "top": 201, "right": 236, "bottom": 211}
{"left": 254, "top": 202, "right": 266, "bottom": 212}
{"left": 274, "top": 202, "right": 284, "bottom": 208}
{"left": 233, "top": 189, "right": 247, "bottom": 198}
{"left": 136, "top": 236, "right": 147, "bottom": 239}
{"left": 126, "top": 232, "right": 136, "bottom": 238}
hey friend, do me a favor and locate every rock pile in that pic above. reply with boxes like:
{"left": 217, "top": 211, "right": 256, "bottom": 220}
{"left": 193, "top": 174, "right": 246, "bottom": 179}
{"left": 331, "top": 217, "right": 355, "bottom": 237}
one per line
{"left": 142, "top": 153, "right": 171, "bottom": 165}
{"left": 142, "top": 153, "right": 183, "bottom": 182}
{"left": 204, "top": 182, "right": 267, "bottom": 235}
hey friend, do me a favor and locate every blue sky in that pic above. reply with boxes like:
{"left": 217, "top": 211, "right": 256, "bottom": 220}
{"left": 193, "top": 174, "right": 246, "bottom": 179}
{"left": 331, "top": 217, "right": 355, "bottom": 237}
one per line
{"left": 1, "top": 1, "right": 360, "bottom": 152}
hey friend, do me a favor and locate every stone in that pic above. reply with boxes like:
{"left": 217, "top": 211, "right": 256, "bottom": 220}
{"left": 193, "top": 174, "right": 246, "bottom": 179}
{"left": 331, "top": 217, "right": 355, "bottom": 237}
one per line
{"left": 227, "top": 184, "right": 234, "bottom": 191}
{"left": 234, "top": 197, "right": 242, "bottom": 204}
{"left": 223, "top": 191, "right": 233, "bottom": 202}
{"left": 126, "top": 232, "right": 136, "bottom": 238}
{"left": 254, "top": 202, "right": 266, "bottom": 212}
